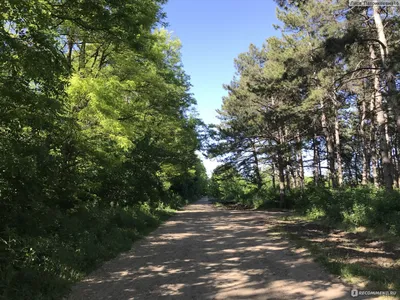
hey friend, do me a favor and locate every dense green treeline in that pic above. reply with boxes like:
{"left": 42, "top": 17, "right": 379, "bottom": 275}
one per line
{"left": 208, "top": 1, "right": 400, "bottom": 233}
{"left": 0, "top": 1, "right": 207, "bottom": 298}
{"left": 209, "top": 165, "right": 400, "bottom": 235}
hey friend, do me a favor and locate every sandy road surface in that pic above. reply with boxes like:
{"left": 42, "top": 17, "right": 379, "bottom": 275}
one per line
{"left": 68, "top": 198, "right": 352, "bottom": 300}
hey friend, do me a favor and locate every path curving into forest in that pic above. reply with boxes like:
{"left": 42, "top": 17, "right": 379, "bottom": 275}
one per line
{"left": 68, "top": 198, "right": 352, "bottom": 300}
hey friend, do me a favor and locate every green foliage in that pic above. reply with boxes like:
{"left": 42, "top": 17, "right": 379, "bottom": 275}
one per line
{"left": 0, "top": 1, "right": 208, "bottom": 299}
{"left": 283, "top": 230, "right": 400, "bottom": 292}
{"left": 209, "top": 165, "right": 281, "bottom": 208}
{"left": 292, "top": 186, "right": 400, "bottom": 235}
{"left": 251, "top": 188, "right": 281, "bottom": 209}
{"left": 211, "top": 165, "right": 400, "bottom": 236}
{"left": 209, "top": 165, "right": 257, "bottom": 204}
{"left": 0, "top": 204, "right": 175, "bottom": 300}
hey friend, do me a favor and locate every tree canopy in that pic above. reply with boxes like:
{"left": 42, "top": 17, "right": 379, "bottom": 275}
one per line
{"left": 0, "top": 1, "right": 207, "bottom": 298}
{"left": 209, "top": 0, "right": 400, "bottom": 206}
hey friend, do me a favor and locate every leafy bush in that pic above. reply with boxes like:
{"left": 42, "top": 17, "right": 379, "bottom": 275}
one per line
{"left": 251, "top": 188, "right": 280, "bottom": 209}
{"left": 306, "top": 206, "right": 326, "bottom": 219}
{"left": 290, "top": 186, "right": 400, "bottom": 235}
{"left": 211, "top": 174, "right": 400, "bottom": 236}
{"left": 0, "top": 203, "right": 177, "bottom": 300}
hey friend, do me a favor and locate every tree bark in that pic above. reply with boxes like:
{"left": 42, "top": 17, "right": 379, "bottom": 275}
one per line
{"left": 394, "top": 135, "right": 400, "bottom": 188}
{"left": 360, "top": 93, "right": 369, "bottom": 185}
{"left": 67, "top": 33, "right": 74, "bottom": 67}
{"left": 278, "top": 127, "right": 285, "bottom": 208}
{"left": 313, "top": 132, "right": 320, "bottom": 185}
{"left": 290, "top": 166, "right": 297, "bottom": 189}
{"left": 373, "top": 5, "right": 400, "bottom": 136}
{"left": 321, "top": 98, "right": 336, "bottom": 188}
{"left": 392, "top": 138, "right": 400, "bottom": 189}
{"left": 285, "top": 165, "right": 291, "bottom": 191}
{"left": 296, "top": 132, "right": 304, "bottom": 189}
{"left": 251, "top": 141, "right": 263, "bottom": 190}
{"left": 334, "top": 103, "right": 343, "bottom": 186}
{"left": 79, "top": 39, "right": 86, "bottom": 72}
{"left": 278, "top": 152, "right": 285, "bottom": 208}
{"left": 354, "top": 152, "right": 360, "bottom": 185}
{"left": 370, "top": 85, "right": 379, "bottom": 187}
{"left": 271, "top": 162, "right": 276, "bottom": 190}
{"left": 370, "top": 44, "right": 393, "bottom": 190}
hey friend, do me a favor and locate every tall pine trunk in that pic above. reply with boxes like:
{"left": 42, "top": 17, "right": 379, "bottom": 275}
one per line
{"left": 373, "top": 5, "right": 400, "bottom": 135}
{"left": 394, "top": 135, "right": 400, "bottom": 188}
{"left": 251, "top": 142, "right": 263, "bottom": 190}
{"left": 334, "top": 102, "right": 343, "bottom": 186}
{"left": 313, "top": 132, "right": 320, "bottom": 185}
{"left": 278, "top": 128, "right": 285, "bottom": 208}
{"left": 271, "top": 163, "right": 276, "bottom": 190}
{"left": 370, "top": 86, "right": 380, "bottom": 187}
{"left": 277, "top": 153, "right": 285, "bottom": 208}
{"left": 370, "top": 44, "right": 393, "bottom": 190}
{"left": 296, "top": 132, "right": 304, "bottom": 189}
{"left": 79, "top": 39, "right": 86, "bottom": 72}
{"left": 359, "top": 93, "right": 369, "bottom": 185}
{"left": 286, "top": 166, "right": 291, "bottom": 191}
{"left": 321, "top": 98, "right": 336, "bottom": 188}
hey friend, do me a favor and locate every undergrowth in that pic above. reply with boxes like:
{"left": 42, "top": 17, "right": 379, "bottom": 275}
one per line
{"left": 0, "top": 202, "right": 179, "bottom": 300}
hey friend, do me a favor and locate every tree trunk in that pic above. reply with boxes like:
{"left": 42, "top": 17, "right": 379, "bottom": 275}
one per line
{"left": 79, "top": 39, "right": 86, "bottom": 72}
{"left": 296, "top": 132, "right": 304, "bottom": 189}
{"left": 271, "top": 162, "right": 276, "bottom": 190}
{"left": 384, "top": 111, "right": 395, "bottom": 186}
{"left": 313, "top": 133, "right": 320, "bottom": 185}
{"left": 321, "top": 99, "right": 336, "bottom": 188}
{"left": 393, "top": 138, "right": 400, "bottom": 189}
{"left": 370, "top": 84, "right": 379, "bottom": 187}
{"left": 334, "top": 103, "right": 343, "bottom": 186}
{"left": 251, "top": 142, "right": 263, "bottom": 190}
{"left": 289, "top": 149, "right": 297, "bottom": 189}
{"left": 278, "top": 127, "right": 285, "bottom": 208}
{"left": 290, "top": 166, "right": 297, "bottom": 189}
{"left": 360, "top": 93, "right": 369, "bottom": 185}
{"left": 394, "top": 136, "right": 400, "bottom": 188}
{"left": 286, "top": 166, "right": 291, "bottom": 191}
{"left": 370, "top": 44, "right": 393, "bottom": 190}
{"left": 373, "top": 5, "right": 400, "bottom": 135}
{"left": 67, "top": 33, "right": 74, "bottom": 67}
{"left": 278, "top": 153, "right": 285, "bottom": 208}
{"left": 354, "top": 152, "right": 360, "bottom": 185}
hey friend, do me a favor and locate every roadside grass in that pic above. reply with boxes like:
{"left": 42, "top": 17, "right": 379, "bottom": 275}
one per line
{"left": 210, "top": 184, "right": 400, "bottom": 298}
{"left": 1, "top": 203, "right": 178, "bottom": 300}
{"left": 211, "top": 197, "right": 400, "bottom": 297}
{"left": 274, "top": 215, "right": 400, "bottom": 297}
{"left": 212, "top": 201, "right": 253, "bottom": 210}
{"left": 283, "top": 213, "right": 400, "bottom": 245}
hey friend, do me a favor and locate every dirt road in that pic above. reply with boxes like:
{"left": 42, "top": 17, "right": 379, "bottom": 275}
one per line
{"left": 68, "top": 198, "right": 352, "bottom": 299}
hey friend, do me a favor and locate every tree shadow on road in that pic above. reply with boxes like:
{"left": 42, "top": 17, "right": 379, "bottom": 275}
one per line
{"left": 68, "top": 200, "right": 352, "bottom": 300}
{"left": 281, "top": 220, "right": 400, "bottom": 293}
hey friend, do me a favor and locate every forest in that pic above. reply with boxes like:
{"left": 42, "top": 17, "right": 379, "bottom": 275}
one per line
{"left": 209, "top": 0, "right": 400, "bottom": 234}
{"left": 2, "top": 0, "right": 400, "bottom": 299}
{"left": 0, "top": 0, "right": 207, "bottom": 299}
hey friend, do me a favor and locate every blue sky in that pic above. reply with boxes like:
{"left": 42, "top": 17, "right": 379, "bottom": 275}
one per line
{"left": 163, "top": 0, "right": 281, "bottom": 175}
